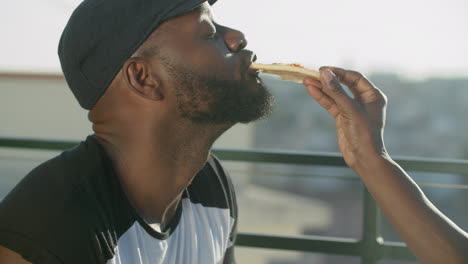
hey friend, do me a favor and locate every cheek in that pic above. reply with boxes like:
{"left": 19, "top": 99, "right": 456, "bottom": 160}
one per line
{"left": 165, "top": 38, "right": 239, "bottom": 80}
{"left": 191, "top": 43, "right": 240, "bottom": 79}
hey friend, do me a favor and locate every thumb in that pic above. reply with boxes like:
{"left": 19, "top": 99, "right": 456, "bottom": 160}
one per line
{"left": 320, "top": 69, "right": 355, "bottom": 112}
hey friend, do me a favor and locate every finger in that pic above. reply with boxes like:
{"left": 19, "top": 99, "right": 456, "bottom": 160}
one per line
{"left": 319, "top": 69, "right": 355, "bottom": 111}
{"left": 305, "top": 84, "right": 340, "bottom": 118}
{"left": 303, "top": 77, "right": 322, "bottom": 88}
{"left": 323, "top": 66, "right": 388, "bottom": 105}
{"left": 320, "top": 66, "right": 375, "bottom": 97}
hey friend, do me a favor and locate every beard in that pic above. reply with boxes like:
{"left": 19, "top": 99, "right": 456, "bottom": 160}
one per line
{"left": 163, "top": 59, "right": 274, "bottom": 125}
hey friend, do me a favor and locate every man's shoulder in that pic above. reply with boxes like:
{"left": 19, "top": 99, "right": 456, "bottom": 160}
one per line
{"left": 0, "top": 136, "right": 104, "bottom": 219}
{"left": 2, "top": 136, "right": 103, "bottom": 204}
{"left": 0, "top": 135, "right": 119, "bottom": 263}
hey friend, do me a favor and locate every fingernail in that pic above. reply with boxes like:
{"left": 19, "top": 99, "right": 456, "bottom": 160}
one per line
{"left": 321, "top": 69, "right": 335, "bottom": 82}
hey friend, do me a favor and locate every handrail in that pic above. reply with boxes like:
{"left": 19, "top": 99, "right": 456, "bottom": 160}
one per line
{"left": 2, "top": 137, "right": 467, "bottom": 263}
{"left": 2, "top": 137, "right": 468, "bottom": 175}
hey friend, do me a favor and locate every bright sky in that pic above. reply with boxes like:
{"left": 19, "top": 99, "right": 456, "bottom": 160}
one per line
{"left": 1, "top": 0, "right": 467, "bottom": 79}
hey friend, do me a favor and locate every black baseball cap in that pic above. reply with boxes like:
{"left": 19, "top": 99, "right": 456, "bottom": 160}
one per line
{"left": 58, "top": 0, "right": 218, "bottom": 110}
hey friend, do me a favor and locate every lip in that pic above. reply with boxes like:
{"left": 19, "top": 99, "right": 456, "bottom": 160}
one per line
{"left": 239, "top": 50, "right": 259, "bottom": 78}
{"left": 243, "top": 65, "right": 260, "bottom": 82}
{"left": 247, "top": 66, "right": 260, "bottom": 76}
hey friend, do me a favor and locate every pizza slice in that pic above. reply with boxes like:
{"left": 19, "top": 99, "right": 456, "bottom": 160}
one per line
{"left": 250, "top": 63, "right": 320, "bottom": 83}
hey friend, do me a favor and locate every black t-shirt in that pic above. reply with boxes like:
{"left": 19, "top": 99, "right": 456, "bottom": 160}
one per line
{"left": 0, "top": 136, "right": 237, "bottom": 264}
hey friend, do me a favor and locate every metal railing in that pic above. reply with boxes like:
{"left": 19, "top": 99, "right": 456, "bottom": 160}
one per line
{"left": 2, "top": 137, "right": 468, "bottom": 263}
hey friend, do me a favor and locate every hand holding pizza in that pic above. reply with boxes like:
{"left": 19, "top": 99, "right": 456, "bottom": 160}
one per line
{"left": 303, "top": 67, "right": 388, "bottom": 169}
{"left": 304, "top": 67, "right": 468, "bottom": 263}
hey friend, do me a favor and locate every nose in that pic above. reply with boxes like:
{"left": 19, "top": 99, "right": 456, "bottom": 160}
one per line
{"left": 223, "top": 27, "right": 248, "bottom": 53}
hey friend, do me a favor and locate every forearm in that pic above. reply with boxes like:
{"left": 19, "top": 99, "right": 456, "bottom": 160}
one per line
{"left": 354, "top": 154, "right": 468, "bottom": 264}
{"left": 306, "top": 67, "right": 468, "bottom": 263}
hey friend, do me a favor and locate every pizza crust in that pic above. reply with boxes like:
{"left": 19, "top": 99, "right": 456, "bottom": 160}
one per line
{"left": 250, "top": 63, "right": 320, "bottom": 83}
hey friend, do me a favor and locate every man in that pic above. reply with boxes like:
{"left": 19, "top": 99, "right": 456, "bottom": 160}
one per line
{"left": 0, "top": 0, "right": 271, "bottom": 263}
{"left": 1, "top": 1, "right": 467, "bottom": 264}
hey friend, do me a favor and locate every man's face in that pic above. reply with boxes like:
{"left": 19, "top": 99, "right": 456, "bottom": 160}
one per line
{"left": 151, "top": 2, "right": 273, "bottom": 124}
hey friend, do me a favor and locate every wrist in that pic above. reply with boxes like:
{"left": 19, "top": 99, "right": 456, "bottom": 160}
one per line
{"left": 351, "top": 148, "right": 393, "bottom": 175}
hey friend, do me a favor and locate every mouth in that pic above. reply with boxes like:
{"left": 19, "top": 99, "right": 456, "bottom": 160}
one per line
{"left": 247, "top": 65, "right": 261, "bottom": 77}
{"left": 245, "top": 55, "right": 261, "bottom": 78}
{"left": 239, "top": 50, "right": 260, "bottom": 79}
{"left": 244, "top": 64, "right": 263, "bottom": 86}
{"left": 244, "top": 65, "right": 262, "bottom": 85}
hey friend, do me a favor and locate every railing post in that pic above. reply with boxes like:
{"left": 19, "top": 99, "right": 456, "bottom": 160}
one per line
{"left": 361, "top": 188, "right": 382, "bottom": 264}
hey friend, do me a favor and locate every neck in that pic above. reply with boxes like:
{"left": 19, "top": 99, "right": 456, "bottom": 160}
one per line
{"left": 93, "top": 119, "right": 231, "bottom": 227}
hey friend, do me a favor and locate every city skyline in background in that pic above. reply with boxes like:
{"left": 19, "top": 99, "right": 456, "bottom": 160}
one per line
{"left": 0, "top": 0, "right": 467, "bottom": 79}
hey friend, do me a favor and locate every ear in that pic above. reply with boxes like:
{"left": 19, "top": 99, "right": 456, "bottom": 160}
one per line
{"left": 123, "top": 58, "right": 164, "bottom": 100}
